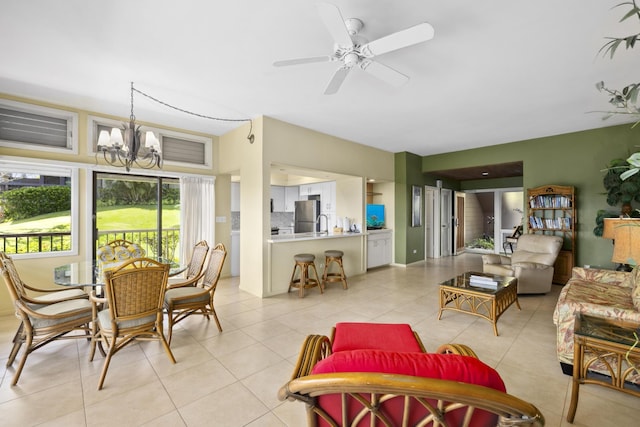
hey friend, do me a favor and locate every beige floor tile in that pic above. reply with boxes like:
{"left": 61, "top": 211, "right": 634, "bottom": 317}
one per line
{"left": 216, "top": 342, "right": 284, "bottom": 380}
{"left": 0, "top": 379, "right": 84, "bottom": 427}
{"left": 161, "top": 359, "right": 236, "bottom": 408}
{"left": 1, "top": 253, "right": 639, "bottom": 426}
{"left": 85, "top": 380, "right": 176, "bottom": 427}
{"left": 245, "top": 411, "right": 287, "bottom": 426}
{"left": 178, "top": 381, "right": 269, "bottom": 426}
{"left": 199, "top": 329, "right": 258, "bottom": 358}
{"left": 241, "top": 359, "right": 296, "bottom": 409}
{"left": 140, "top": 410, "right": 187, "bottom": 427}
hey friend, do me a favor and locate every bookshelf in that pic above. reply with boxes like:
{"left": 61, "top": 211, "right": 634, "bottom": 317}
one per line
{"left": 527, "top": 185, "right": 576, "bottom": 284}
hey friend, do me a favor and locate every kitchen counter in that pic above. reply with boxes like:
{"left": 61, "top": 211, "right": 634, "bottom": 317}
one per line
{"left": 268, "top": 231, "right": 364, "bottom": 243}
{"left": 266, "top": 231, "right": 367, "bottom": 296}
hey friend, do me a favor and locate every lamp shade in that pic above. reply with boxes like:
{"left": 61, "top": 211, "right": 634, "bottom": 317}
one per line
{"left": 97, "top": 130, "right": 113, "bottom": 147}
{"left": 611, "top": 221, "right": 640, "bottom": 265}
{"left": 602, "top": 218, "right": 640, "bottom": 239}
{"left": 110, "top": 128, "right": 124, "bottom": 146}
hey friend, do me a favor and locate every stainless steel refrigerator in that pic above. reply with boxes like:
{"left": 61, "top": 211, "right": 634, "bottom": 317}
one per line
{"left": 294, "top": 200, "right": 320, "bottom": 233}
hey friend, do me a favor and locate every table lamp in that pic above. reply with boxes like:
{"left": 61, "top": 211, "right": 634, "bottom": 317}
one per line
{"left": 606, "top": 219, "right": 640, "bottom": 271}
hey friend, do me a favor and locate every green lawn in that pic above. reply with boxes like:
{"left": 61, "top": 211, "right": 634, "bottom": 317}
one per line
{"left": 97, "top": 205, "right": 180, "bottom": 230}
{"left": 0, "top": 205, "right": 180, "bottom": 233}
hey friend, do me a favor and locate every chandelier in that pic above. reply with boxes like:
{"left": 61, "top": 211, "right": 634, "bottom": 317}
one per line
{"left": 96, "top": 82, "right": 162, "bottom": 172}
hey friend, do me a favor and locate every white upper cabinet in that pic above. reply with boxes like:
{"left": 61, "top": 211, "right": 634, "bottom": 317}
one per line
{"left": 271, "top": 186, "right": 285, "bottom": 212}
{"left": 284, "top": 186, "right": 299, "bottom": 212}
{"left": 299, "top": 181, "right": 336, "bottom": 214}
{"left": 324, "top": 181, "right": 336, "bottom": 213}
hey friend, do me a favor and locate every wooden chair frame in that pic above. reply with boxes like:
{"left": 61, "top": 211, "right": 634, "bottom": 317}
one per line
{"left": 164, "top": 243, "right": 227, "bottom": 344}
{"left": 279, "top": 334, "right": 545, "bottom": 426}
{"left": 1, "top": 256, "right": 92, "bottom": 386}
{"left": 89, "top": 257, "right": 175, "bottom": 390}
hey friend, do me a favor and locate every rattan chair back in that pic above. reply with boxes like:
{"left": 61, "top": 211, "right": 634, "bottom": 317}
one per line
{"left": 183, "top": 240, "right": 210, "bottom": 280}
{"left": 104, "top": 238, "right": 134, "bottom": 248}
{"left": 1, "top": 254, "right": 26, "bottom": 300}
{"left": 104, "top": 258, "right": 169, "bottom": 321}
{"left": 90, "top": 257, "right": 175, "bottom": 389}
{"left": 201, "top": 243, "right": 226, "bottom": 292}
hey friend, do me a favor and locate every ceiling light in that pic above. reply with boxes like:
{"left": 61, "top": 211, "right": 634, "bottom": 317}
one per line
{"left": 96, "top": 82, "right": 162, "bottom": 172}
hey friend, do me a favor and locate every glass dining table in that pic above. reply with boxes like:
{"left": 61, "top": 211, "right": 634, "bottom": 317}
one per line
{"left": 54, "top": 258, "right": 187, "bottom": 289}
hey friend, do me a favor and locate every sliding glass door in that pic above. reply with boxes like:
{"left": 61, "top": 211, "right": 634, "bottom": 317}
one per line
{"left": 93, "top": 172, "right": 181, "bottom": 262}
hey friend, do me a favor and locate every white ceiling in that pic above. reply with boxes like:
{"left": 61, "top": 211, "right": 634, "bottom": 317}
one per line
{"left": 1, "top": 0, "right": 638, "bottom": 157}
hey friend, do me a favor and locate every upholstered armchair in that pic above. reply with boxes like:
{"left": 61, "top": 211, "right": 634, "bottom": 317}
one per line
{"left": 482, "top": 234, "right": 563, "bottom": 294}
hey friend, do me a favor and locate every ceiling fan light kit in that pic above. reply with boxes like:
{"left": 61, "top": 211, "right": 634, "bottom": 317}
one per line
{"left": 273, "top": 2, "right": 434, "bottom": 94}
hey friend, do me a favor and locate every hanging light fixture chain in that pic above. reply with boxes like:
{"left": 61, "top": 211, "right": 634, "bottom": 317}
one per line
{"left": 132, "top": 85, "right": 249, "bottom": 123}
{"left": 131, "top": 83, "right": 254, "bottom": 142}
{"left": 130, "top": 82, "right": 136, "bottom": 122}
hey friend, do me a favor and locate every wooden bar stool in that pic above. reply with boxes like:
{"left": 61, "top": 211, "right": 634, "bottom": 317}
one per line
{"left": 289, "top": 253, "right": 322, "bottom": 297}
{"left": 322, "top": 250, "right": 348, "bottom": 289}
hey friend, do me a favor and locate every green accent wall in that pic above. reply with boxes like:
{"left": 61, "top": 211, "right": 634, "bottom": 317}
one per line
{"left": 394, "top": 152, "right": 427, "bottom": 264}
{"left": 395, "top": 123, "right": 639, "bottom": 269}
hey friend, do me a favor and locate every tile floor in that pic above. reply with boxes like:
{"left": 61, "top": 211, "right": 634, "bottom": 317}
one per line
{"left": 1, "top": 253, "right": 639, "bottom": 426}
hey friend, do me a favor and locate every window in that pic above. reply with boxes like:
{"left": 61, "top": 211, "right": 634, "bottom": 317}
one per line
{"left": 0, "top": 100, "right": 78, "bottom": 153}
{"left": 88, "top": 116, "right": 212, "bottom": 168}
{"left": 0, "top": 160, "right": 78, "bottom": 257}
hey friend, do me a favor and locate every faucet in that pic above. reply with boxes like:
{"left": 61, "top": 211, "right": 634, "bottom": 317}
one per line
{"left": 316, "top": 214, "right": 329, "bottom": 234}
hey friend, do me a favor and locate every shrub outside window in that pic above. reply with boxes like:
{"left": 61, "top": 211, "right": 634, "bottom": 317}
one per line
{"left": 0, "top": 161, "right": 77, "bottom": 257}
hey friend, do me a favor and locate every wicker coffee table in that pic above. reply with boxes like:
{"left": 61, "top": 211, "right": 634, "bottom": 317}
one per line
{"left": 437, "top": 271, "right": 519, "bottom": 336}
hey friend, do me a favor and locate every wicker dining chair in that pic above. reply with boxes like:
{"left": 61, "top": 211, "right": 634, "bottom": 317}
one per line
{"left": 167, "top": 240, "right": 210, "bottom": 287}
{"left": 164, "top": 243, "right": 227, "bottom": 344}
{"left": 89, "top": 257, "right": 175, "bottom": 390}
{"left": 0, "top": 256, "right": 92, "bottom": 386}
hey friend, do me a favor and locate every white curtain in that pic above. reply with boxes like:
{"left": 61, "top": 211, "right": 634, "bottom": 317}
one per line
{"left": 179, "top": 176, "right": 216, "bottom": 264}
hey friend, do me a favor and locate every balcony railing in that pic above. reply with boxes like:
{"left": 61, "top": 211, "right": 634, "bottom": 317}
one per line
{"left": 0, "top": 232, "right": 71, "bottom": 254}
{"left": 0, "top": 228, "right": 180, "bottom": 261}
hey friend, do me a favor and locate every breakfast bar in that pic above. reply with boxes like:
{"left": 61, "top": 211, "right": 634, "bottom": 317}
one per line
{"left": 267, "top": 232, "right": 366, "bottom": 296}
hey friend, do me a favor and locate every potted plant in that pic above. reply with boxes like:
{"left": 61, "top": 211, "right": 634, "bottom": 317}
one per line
{"left": 594, "top": 1, "right": 640, "bottom": 235}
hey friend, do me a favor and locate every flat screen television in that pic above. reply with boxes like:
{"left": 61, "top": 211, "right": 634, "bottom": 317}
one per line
{"left": 366, "top": 204, "right": 385, "bottom": 230}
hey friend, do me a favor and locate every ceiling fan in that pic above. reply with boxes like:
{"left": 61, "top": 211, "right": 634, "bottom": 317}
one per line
{"left": 273, "top": 2, "right": 435, "bottom": 95}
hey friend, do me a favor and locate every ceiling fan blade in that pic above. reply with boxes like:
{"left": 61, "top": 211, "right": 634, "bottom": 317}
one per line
{"left": 316, "top": 2, "right": 353, "bottom": 47}
{"left": 359, "top": 60, "right": 409, "bottom": 87}
{"left": 324, "top": 66, "right": 351, "bottom": 95}
{"left": 273, "top": 56, "right": 332, "bottom": 67}
{"left": 360, "top": 22, "right": 434, "bottom": 57}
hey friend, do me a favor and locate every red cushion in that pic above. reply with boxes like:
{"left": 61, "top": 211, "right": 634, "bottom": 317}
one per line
{"left": 312, "top": 349, "right": 505, "bottom": 392}
{"left": 331, "top": 322, "right": 423, "bottom": 353}
{"left": 311, "top": 350, "right": 505, "bottom": 427}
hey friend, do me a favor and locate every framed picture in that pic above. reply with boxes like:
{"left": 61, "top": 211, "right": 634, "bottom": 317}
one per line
{"left": 411, "top": 185, "right": 422, "bottom": 227}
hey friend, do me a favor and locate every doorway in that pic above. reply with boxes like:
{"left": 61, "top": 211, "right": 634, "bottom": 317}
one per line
{"left": 93, "top": 172, "right": 181, "bottom": 261}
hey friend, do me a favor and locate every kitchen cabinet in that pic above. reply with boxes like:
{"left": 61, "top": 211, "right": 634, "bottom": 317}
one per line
{"left": 284, "top": 186, "right": 299, "bottom": 212}
{"left": 299, "top": 183, "right": 321, "bottom": 198}
{"left": 231, "top": 182, "right": 240, "bottom": 212}
{"left": 299, "top": 181, "right": 336, "bottom": 213}
{"left": 323, "top": 181, "right": 336, "bottom": 212}
{"left": 271, "top": 185, "right": 285, "bottom": 212}
{"left": 367, "top": 230, "right": 392, "bottom": 269}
